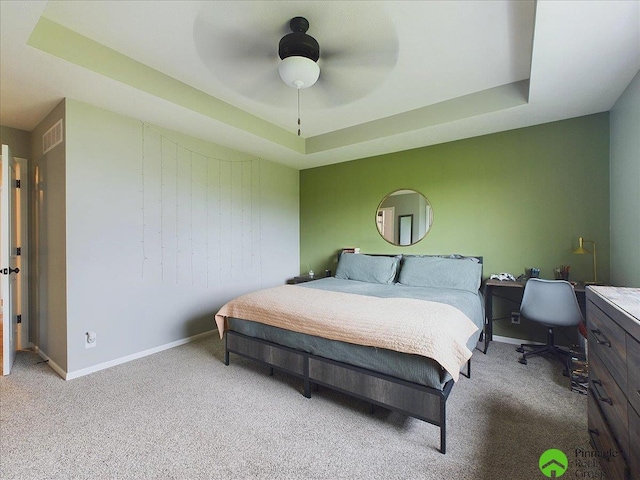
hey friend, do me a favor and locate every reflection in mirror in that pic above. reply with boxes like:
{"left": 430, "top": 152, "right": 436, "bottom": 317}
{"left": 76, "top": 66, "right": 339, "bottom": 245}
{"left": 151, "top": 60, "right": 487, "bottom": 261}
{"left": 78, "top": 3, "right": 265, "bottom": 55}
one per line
{"left": 376, "top": 189, "right": 433, "bottom": 246}
{"left": 398, "top": 215, "right": 413, "bottom": 246}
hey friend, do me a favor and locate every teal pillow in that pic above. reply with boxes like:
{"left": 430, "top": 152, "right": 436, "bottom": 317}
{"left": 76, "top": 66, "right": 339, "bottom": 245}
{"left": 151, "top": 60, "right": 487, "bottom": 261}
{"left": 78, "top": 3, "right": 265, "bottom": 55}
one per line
{"left": 397, "top": 256, "right": 482, "bottom": 292}
{"left": 335, "top": 254, "right": 401, "bottom": 284}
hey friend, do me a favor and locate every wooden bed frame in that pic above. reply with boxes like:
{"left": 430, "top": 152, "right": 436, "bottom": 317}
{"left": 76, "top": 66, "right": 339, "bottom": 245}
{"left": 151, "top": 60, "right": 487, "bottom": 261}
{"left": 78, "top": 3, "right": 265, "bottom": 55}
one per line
{"left": 222, "top": 254, "right": 481, "bottom": 454}
{"left": 225, "top": 330, "right": 470, "bottom": 453}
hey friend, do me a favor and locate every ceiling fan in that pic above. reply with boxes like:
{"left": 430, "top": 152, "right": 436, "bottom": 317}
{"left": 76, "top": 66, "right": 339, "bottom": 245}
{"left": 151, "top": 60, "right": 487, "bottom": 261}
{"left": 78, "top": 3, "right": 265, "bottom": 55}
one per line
{"left": 193, "top": 3, "right": 399, "bottom": 132}
{"left": 277, "top": 17, "right": 320, "bottom": 90}
{"left": 277, "top": 17, "right": 322, "bottom": 135}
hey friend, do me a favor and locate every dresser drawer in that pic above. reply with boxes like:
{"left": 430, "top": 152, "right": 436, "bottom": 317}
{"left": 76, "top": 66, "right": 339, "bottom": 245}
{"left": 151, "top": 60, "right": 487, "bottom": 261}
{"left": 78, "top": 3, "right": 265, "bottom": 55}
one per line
{"left": 629, "top": 404, "right": 640, "bottom": 480}
{"left": 588, "top": 392, "right": 630, "bottom": 480}
{"left": 589, "top": 350, "right": 629, "bottom": 458}
{"left": 588, "top": 299, "right": 628, "bottom": 392}
{"left": 627, "top": 334, "right": 640, "bottom": 415}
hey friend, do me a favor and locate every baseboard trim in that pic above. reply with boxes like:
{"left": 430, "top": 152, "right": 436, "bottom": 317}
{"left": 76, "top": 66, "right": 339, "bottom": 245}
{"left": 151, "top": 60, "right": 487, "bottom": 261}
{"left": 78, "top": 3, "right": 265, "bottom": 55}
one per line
{"left": 37, "top": 330, "right": 216, "bottom": 381}
{"left": 492, "top": 335, "right": 544, "bottom": 346}
{"left": 66, "top": 330, "right": 216, "bottom": 380}
{"left": 34, "top": 346, "right": 67, "bottom": 379}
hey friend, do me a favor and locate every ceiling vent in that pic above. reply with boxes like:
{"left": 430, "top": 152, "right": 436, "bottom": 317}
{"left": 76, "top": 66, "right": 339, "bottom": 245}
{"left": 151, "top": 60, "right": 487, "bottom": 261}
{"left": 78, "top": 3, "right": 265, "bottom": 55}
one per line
{"left": 42, "top": 119, "right": 63, "bottom": 154}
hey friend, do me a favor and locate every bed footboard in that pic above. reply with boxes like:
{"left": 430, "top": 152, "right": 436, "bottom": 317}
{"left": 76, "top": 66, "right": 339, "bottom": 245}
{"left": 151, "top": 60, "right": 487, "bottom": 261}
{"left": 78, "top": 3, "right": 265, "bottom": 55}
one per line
{"left": 225, "top": 331, "right": 453, "bottom": 453}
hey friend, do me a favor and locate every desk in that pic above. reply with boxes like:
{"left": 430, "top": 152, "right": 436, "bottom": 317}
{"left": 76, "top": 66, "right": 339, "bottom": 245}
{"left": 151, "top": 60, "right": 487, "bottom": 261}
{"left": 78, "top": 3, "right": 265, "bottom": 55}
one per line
{"left": 483, "top": 279, "right": 586, "bottom": 353}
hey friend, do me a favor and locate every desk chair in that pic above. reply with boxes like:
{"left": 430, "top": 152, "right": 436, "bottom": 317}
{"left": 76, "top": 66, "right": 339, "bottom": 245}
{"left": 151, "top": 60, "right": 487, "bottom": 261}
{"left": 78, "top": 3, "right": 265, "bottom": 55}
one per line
{"left": 516, "top": 278, "right": 583, "bottom": 373}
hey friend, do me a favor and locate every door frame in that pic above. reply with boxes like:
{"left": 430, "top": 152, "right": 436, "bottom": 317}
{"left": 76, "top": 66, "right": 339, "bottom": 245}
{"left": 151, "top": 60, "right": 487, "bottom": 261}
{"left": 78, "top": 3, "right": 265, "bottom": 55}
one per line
{"left": 1, "top": 151, "right": 29, "bottom": 375}
{"left": 376, "top": 206, "right": 395, "bottom": 244}
{"left": 15, "top": 157, "right": 29, "bottom": 350}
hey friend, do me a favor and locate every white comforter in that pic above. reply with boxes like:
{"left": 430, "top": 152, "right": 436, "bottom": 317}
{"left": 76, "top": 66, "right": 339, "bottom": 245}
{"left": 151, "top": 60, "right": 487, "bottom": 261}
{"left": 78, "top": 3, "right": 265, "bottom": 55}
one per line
{"left": 215, "top": 284, "right": 478, "bottom": 381}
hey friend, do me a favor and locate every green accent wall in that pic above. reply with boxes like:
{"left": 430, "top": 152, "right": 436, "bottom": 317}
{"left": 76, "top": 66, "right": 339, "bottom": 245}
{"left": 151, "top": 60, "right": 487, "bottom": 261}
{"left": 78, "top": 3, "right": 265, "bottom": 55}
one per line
{"left": 300, "top": 114, "right": 610, "bottom": 339}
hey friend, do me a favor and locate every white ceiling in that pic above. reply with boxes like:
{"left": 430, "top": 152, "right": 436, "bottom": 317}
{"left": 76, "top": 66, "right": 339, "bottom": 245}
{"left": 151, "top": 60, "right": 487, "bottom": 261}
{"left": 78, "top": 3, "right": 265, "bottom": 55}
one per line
{"left": 1, "top": 1, "right": 639, "bottom": 170}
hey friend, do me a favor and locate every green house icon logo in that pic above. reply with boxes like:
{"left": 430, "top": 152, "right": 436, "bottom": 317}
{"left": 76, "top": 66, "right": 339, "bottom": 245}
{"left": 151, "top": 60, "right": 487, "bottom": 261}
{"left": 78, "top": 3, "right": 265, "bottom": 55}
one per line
{"left": 539, "top": 449, "right": 568, "bottom": 478}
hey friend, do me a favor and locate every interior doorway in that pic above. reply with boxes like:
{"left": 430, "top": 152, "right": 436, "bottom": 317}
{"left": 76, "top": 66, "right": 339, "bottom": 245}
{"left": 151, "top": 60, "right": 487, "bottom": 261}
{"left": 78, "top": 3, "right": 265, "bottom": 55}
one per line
{"left": 1, "top": 145, "right": 29, "bottom": 375}
{"left": 376, "top": 207, "right": 395, "bottom": 244}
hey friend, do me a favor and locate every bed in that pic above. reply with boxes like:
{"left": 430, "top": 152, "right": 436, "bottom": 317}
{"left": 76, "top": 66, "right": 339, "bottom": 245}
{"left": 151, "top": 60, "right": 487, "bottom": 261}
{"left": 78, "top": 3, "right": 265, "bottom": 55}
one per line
{"left": 214, "top": 254, "right": 484, "bottom": 453}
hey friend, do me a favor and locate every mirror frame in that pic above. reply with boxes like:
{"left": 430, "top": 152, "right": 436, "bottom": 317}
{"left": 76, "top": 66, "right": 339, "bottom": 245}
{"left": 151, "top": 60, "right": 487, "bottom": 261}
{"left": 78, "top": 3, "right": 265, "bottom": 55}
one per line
{"left": 376, "top": 189, "right": 433, "bottom": 246}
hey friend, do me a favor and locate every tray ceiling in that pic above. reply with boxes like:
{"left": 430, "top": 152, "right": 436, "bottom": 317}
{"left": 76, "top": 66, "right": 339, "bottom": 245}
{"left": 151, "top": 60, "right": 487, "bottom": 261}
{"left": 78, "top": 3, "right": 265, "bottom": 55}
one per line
{"left": 1, "top": 1, "right": 638, "bottom": 169}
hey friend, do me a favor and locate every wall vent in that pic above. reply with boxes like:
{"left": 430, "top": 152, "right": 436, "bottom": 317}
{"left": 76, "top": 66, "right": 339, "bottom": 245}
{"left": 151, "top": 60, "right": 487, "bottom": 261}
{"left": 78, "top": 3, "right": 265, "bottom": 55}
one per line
{"left": 42, "top": 119, "right": 63, "bottom": 154}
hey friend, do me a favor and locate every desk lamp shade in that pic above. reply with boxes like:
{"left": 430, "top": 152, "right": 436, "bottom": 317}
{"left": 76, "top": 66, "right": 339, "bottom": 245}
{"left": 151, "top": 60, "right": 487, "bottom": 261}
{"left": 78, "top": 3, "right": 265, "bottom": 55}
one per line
{"left": 573, "top": 237, "right": 597, "bottom": 284}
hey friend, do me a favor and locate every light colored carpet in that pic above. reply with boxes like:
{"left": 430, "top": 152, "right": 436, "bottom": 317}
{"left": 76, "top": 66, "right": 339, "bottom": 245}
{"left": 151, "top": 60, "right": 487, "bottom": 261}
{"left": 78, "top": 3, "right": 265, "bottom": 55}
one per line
{"left": 0, "top": 337, "right": 600, "bottom": 479}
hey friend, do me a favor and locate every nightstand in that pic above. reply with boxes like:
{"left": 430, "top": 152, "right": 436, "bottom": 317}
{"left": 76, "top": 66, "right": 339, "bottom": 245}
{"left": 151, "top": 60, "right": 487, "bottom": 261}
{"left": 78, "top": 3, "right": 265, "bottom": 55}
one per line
{"left": 292, "top": 274, "right": 319, "bottom": 284}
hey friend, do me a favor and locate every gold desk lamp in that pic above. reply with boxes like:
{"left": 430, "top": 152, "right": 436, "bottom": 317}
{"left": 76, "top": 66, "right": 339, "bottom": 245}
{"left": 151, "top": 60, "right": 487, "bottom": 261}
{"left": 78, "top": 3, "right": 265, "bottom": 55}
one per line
{"left": 573, "top": 237, "right": 597, "bottom": 284}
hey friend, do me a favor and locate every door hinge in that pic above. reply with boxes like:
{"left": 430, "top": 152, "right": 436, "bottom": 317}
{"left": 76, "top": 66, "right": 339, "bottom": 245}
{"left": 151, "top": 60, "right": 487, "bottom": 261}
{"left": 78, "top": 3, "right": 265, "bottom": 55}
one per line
{"left": 15, "top": 179, "right": 20, "bottom": 188}
{"left": 16, "top": 247, "right": 21, "bottom": 256}
{"left": 17, "top": 315, "right": 21, "bottom": 324}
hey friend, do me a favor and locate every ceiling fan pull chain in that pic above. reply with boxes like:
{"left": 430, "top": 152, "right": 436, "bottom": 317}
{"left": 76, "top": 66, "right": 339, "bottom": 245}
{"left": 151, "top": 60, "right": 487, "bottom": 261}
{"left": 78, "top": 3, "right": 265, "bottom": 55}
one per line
{"left": 297, "top": 88, "right": 301, "bottom": 136}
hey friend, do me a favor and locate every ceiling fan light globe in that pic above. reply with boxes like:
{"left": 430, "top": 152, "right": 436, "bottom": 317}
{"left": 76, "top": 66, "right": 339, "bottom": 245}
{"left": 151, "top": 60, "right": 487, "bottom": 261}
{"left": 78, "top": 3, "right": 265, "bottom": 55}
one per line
{"left": 278, "top": 56, "right": 320, "bottom": 89}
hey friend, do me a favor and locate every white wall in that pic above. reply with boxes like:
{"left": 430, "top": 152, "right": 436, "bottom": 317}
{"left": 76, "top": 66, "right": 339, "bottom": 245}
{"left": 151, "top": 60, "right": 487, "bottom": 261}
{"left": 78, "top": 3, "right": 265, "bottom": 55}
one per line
{"left": 610, "top": 70, "right": 640, "bottom": 288}
{"left": 64, "top": 100, "right": 299, "bottom": 375}
{"left": 30, "top": 100, "right": 68, "bottom": 371}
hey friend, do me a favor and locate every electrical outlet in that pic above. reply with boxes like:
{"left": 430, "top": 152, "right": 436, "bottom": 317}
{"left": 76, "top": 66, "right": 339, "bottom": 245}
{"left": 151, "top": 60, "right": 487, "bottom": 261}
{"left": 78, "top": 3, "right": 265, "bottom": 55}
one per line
{"left": 85, "top": 331, "right": 97, "bottom": 349}
{"left": 511, "top": 312, "right": 521, "bottom": 325}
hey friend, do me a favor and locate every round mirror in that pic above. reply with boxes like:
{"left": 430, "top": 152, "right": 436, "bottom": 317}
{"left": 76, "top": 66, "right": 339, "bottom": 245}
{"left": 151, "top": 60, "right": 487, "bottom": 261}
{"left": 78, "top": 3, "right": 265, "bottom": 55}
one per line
{"left": 376, "top": 189, "right": 433, "bottom": 246}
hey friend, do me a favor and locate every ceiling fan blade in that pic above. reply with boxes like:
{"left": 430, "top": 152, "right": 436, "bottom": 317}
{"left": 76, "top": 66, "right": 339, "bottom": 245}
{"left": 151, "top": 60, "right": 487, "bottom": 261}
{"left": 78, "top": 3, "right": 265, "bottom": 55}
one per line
{"left": 236, "top": 69, "right": 290, "bottom": 106}
{"left": 310, "top": 36, "right": 398, "bottom": 106}
{"left": 305, "top": 53, "right": 397, "bottom": 108}
{"left": 306, "top": 70, "right": 377, "bottom": 108}
{"left": 191, "top": 1, "right": 400, "bottom": 110}
{"left": 195, "top": 20, "right": 277, "bottom": 65}
{"left": 321, "top": 47, "right": 398, "bottom": 70}
{"left": 321, "top": 53, "right": 398, "bottom": 72}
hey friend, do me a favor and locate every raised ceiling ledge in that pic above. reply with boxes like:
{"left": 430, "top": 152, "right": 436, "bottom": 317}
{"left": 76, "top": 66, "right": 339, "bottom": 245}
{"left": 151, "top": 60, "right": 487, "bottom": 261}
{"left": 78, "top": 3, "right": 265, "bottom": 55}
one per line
{"left": 306, "top": 80, "right": 530, "bottom": 154}
{"left": 28, "top": 15, "right": 529, "bottom": 156}
{"left": 27, "top": 16, "right": 305, "bottom": 154}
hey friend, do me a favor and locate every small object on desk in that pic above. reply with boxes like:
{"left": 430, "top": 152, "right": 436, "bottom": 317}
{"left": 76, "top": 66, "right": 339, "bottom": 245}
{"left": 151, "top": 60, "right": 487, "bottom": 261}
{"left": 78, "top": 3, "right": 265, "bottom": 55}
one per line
{"left": 489, "top": 272, "right": 516, "bottom": 281}
{"left": 525, "top": 267, "right": 541, "bottom": 278}
{"left": 554, "top": 265, "right": 570, "bottom": 281}
{"left": 308, "top": 270, "right": 314, "bottom": 277}
{"left": 324, "top": 269, "right": 331, "bottom": 277}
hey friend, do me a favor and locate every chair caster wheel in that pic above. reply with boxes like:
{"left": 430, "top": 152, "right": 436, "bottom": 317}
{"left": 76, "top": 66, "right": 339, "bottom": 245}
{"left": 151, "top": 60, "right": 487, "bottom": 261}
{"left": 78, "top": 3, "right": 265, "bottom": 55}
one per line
{"left": 516, "top": 346, "right": 525, "bottom": 353}
{"left": 518, "top": 357, "right": 527, "bottom": 365}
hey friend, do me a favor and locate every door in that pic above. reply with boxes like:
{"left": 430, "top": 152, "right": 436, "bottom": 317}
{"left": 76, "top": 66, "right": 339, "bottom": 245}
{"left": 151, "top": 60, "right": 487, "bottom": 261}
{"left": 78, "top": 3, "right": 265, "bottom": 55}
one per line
{"left": 398, "top": 214, "right": 413, "bottom": 246}
{"left": 376, "top": 207, "right": 395, "bottom": 243}
{"left": 2, "top": 144, "right": 19, "bottom": 375}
